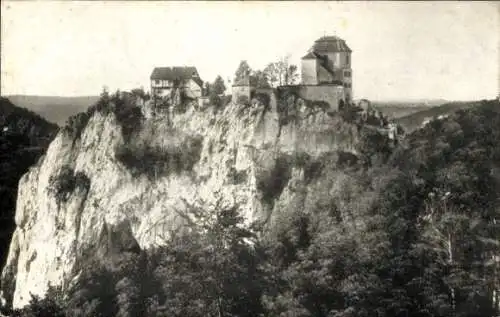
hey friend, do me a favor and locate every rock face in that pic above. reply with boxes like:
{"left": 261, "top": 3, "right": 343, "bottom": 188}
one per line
{"left": 1, "top": 97, "right": 363, "bottom": 308}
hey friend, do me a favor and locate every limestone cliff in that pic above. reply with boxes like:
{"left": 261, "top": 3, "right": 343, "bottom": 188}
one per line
{"left": 1, "top": 96, "right": 364, "bottom": 309}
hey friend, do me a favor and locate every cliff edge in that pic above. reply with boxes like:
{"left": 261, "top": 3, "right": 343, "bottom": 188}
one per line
{"left": 1, "top": 94, "right": 366, "bottom": 308}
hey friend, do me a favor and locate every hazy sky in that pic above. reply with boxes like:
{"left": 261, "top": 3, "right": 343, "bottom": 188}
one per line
{"left": 1, "top": 1, "right": 499, "bottom": 100}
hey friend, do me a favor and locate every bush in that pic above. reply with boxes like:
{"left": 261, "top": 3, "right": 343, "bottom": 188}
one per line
{"left": 130, "top": 88, "right": 146, "bottom": 100}
{"left": 114, "top": 104, "right": 144, "bottom": 142}
{"left": 49, "top": 166, "right": 91, "bottom": 203}
{"left": 63, "top": 90, "right": 144, "bottom": 143}
{"left": 256, "top": 155, "right": 292, "bottom": 206}
{"left": 311, "top": 100, "right": 331, "bottom": 112}
{"left": 10, "top": 293, "right": 66, "bottom": 317}
{"left": 356, "top": 128, "right": 392, "bottom": 167}
{"left": 254, "top": 93, "right": 271, "bottom": 109}
{"left": 339, "top": 107, "right": 358, "bottom": 123}
{"left": 227, "top": 167, "right": 248, "bottom": 185}
{"left": 63, "top": 112, "right": 91, "bottom": 141}
{"left": 221, "top": 95, "right": 232, "bottom": 106}
{"left": 115, "top": 136, "right": 203, "bottom": 179}
{"left": 337, "top": 151, "right": 359, "bottom": 168}
{"left": 209, "top": 93, "right": 224, "bottom": 112}
{"left": 237, "top": 95, "right": 250, "bottom": 106}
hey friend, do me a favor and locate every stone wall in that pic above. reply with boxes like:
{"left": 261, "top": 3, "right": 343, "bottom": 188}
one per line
{"left": 296, "top": 85, "right": 346, "bottom": 111}
{"left": 301, "top": 59, "right": 318, "bottom": 85}
{"left": 231, "top": 85, "right": 255, "bottom": 104}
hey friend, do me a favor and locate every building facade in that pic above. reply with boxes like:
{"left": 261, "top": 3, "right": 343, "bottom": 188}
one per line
{"left": 150, "top": 66, "right": 203, "bottom": 99}
{"left": 231, "top": 73, "right": 255, "bottom": 104}
{"left": 300, "top": 36, "right": 353, "bottom": 103}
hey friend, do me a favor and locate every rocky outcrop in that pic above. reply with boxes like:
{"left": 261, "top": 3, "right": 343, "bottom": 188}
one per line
{"left": 1, "top": 96, "right": 365, "bottom": 308}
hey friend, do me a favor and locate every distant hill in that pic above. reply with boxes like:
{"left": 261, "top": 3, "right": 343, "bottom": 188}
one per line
{"left": 370, "top": 100, "right": 449, "bottom": 119}
{"left": 395, "top": 100, "right": 490, "bottom": 132}
{"left": 0, "top": 97, "right": 58, "bottom": 271}
{"left": 5, "top": 95, "right": 99, "bottom": 126}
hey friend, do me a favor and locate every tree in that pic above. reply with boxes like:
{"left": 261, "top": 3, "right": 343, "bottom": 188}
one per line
{"left": 234, "top": 60, "right": 252, "bottom": 83}
{"left": 250, "top": 70, "right": 271, "bottom": 88}
{"left": 149, "top": 200, "right": 267, "bottom": 317}
{"left": 286, "top": 64, "right": 299, "bottom": 85}
{"left": 130, "top": 87, "right": 146, "bottom": 99}
{"left": 10, "top": 292, "right": 66, "bottom": 317}
{"left": 212, "top": 76, "right": 226, "bottom": 95}
{"left": 263, "top": 55, "right": 299, "bottom": 87}
{"left": 263, "top": 63, "right": 280, "bottom": 88}
{"left": 204, "top": 82, "right": 211, "bottom": 96}
{"left": 65, "top": 260, "right": 118, "bottom": 317}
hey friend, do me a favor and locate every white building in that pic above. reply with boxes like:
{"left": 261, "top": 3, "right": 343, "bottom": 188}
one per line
{"left": 150, "top": 66, "right": 203, "bottom": 99}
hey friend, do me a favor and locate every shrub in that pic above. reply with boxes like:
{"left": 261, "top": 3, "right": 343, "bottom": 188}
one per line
{"left": 337, "top": 151, "right": 359, "bottom": 168}
{"left": 113, "top": 102, "right": 144, "bottom": 142}
{"left": 254, "top": 93, "right": 271, "bottom": 109}
{"left": 49, "top": 166, "right": 91, "bottom": 204}
{"left": 227, "top": 167, "right": 248, "bottom": 185}
{"left": 10, "top": 292, "right": 66, "bottom": 317}
{"left": 172, "top": 91, "right": 192, "bottom": 114}
{"left": 303, "top": 158, "right": 324, "bottom": 184}
{"left": 311, "top": 100, "right": 331, "bottom": 112}
{"left": 63, "top": 90, "right": 144, "bottom": 143}
{"left": 256, "top": 155, "right": 292, "bottom": 206}
{"left": 290, "top": 152, "right": 311, "bottom": 168}
{"left": 174, "top": 101, "right": 188, "bottom": 114}
{"left": 63, "top": 112, "right": 91, "bottom": 141}
{"left": 221, "top": 95, "right": 232, "bottom": 106}
{"left": 237, "top": 95, "right": 250, "bottom": 106}
{"left": 130, "top": 88, "right": 146, "bottom": 99}
{"left": 209, "top": 93, "right": 224, "bottom": 112}
{"left": 356, "top": 128, "right": 392, "bottom": 167}
{"left": 339, "top": 106, "right": 358, "bottom": 123}
{"left": 115, "top": 136, "right": 203, "bottom": 179}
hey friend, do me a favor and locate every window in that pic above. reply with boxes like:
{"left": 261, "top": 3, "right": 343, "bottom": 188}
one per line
{"left": 155, "top": 80, "right": 160, "bottom": 85}
{"left": 344, "top": 70, "right": 351, "bottom": 77}
{"left": 346, "top": 54, "right": 350, "bottom": 65}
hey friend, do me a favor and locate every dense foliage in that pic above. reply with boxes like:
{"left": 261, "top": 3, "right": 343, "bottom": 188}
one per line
{"left": 63, "top": 89, "right": 144, "bottom": 143}
{"left": 3, "top": 100, "right": 500, "bottom": 317}
{"left": 115, "top": 136, "right": 203, "bottom": 180}
{"left": 0, "top": 97, "right": 57, "bottom": 279}
{"left": 48, "top": 165, "right": 91, "bottom": 204}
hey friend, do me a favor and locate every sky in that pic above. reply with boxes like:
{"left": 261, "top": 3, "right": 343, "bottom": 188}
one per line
{"left": 1, "top": 1, "right": 499, "bottom": 101}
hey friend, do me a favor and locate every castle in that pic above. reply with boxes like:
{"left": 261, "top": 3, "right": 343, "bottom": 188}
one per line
{"left": 148, "top": 35, "right": 355, "bottom": 113}
{"left": 300, "top": 36, "right": 352, "bottom": 103}
{"left": 232, "top": 35, "right": 353, "bottom": 111}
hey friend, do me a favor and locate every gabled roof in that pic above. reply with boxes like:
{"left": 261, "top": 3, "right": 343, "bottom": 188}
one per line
{"left": 192, "top": 77, "right": 203, "bottom": 87}
{"left": 150, "top": 66, "right": 203, "bottom": 87}
{"left": 303, "top": 51, "right": 336, "bottom": 78}
{"left": 301, "top": 51, "right": 319, "bottom": 60}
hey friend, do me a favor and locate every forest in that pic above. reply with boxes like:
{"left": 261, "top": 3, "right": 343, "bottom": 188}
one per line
{"left": 1, "top": 99, "right": 499, "bottom": 317}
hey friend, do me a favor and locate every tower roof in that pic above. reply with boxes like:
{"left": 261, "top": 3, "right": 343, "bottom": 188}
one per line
{"left": 301, "top": 51, "right": 319, "bottom": 60}
{"left": 312, "top": 36, "right": 352, "bottom": 53}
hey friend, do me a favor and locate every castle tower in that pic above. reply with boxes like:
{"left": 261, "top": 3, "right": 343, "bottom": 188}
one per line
{"left": 301, "top": 36, "right": 353, "bottom": 102}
